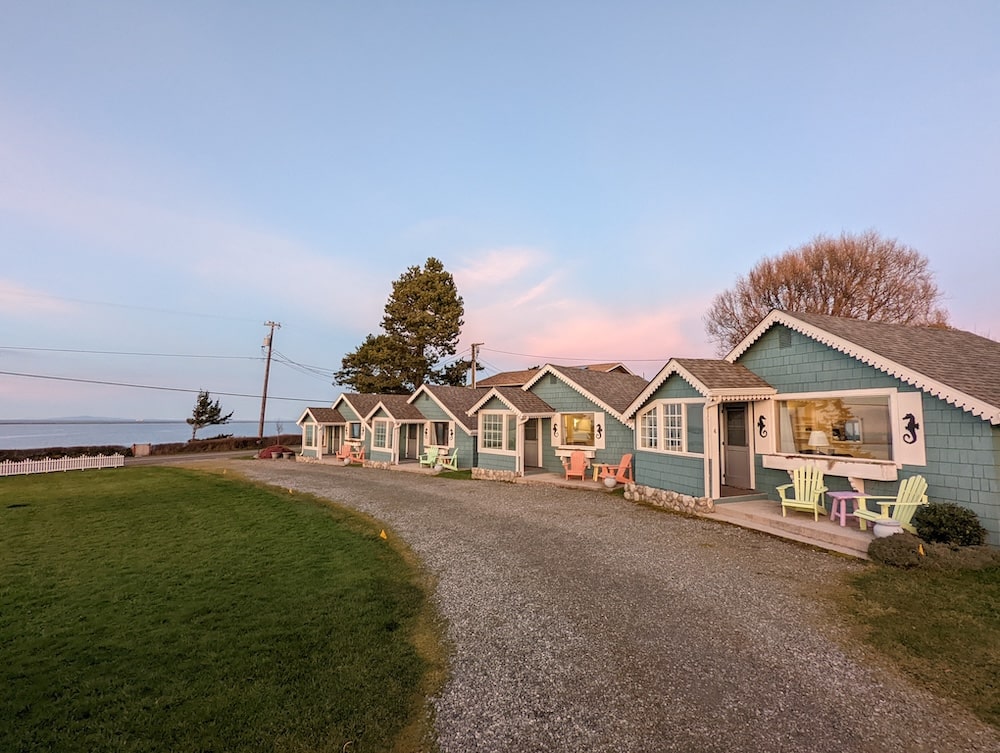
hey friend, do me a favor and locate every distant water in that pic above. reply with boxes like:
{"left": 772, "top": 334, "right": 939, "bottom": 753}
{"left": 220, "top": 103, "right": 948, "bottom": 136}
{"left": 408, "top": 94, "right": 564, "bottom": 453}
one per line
{"left": 0, "top": 421, "right": 291, "bottom": 450}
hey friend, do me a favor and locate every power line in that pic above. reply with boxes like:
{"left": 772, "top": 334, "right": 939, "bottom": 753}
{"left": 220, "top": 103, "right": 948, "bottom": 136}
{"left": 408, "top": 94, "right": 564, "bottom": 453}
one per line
{"left": 0, "top": 369, "right": 331, "bottom": 403}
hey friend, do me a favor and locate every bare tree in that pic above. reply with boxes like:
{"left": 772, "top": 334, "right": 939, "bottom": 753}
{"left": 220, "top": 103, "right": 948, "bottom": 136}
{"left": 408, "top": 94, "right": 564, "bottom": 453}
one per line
{"left": 704, "top": 230, "right": 949, "bottom": 355}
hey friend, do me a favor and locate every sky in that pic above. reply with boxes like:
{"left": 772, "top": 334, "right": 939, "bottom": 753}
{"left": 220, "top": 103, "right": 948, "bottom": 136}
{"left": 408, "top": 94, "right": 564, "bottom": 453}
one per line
{"left": 1, "top": 1, "right": 998, "bottom": 421}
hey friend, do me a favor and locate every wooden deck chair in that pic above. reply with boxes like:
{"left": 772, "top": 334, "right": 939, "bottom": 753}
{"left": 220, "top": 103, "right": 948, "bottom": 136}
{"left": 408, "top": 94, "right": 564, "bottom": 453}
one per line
{"left": 777, "top": 465, "right": 828, "bottom": 521}
{"left": 437, "top": 452, "right": 459, "bottom": 471}
{"left": 349, "top": 445, "right": 365, "bottom": 464}
{"left": 418, "top": 446, "right": 439, "bottom": 467}
{"left": 598, "top": 453, "right": 634, "bottom": 485}
{"left": 562, "top": 450, "right": 589, "bottom": 481}
{"left": 335, "top": 444, "right": 352, "bottom": 461}
{"left": 853, "top": 475, "right": 929, "bottom": 533}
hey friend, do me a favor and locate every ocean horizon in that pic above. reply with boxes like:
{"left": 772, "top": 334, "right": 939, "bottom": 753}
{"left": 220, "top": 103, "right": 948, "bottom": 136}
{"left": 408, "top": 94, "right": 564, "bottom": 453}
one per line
{"left": 0, "top": 419, "right": 297, "bottom": 451}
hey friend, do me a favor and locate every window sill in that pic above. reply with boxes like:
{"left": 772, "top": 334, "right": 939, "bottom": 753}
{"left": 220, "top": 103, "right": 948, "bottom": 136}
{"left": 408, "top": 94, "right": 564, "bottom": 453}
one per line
{"left": 761, "top": 454, "right": 898, "bottom": 481}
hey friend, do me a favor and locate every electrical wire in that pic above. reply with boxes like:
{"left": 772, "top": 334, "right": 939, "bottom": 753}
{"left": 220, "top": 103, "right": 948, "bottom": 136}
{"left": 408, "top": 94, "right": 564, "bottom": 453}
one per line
{"left": 480, "top": 346, "right": 666, "bottom": 363}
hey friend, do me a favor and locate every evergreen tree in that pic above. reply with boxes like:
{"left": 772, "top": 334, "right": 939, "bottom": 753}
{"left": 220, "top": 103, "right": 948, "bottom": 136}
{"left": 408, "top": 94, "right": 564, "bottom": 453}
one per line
{"left": 335, "top": 258, "right": 467, "bottom": 393}
{"left": 186, "top": 390, "right": 234, "bottom": 440}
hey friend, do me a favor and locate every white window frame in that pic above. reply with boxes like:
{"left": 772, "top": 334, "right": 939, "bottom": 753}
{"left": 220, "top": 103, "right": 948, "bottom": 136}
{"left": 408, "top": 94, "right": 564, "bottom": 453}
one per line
{"left": 552, "top": 411, "right": 606, "bottom": 450}
{"left": 372, "top": 419, "right": 393, "bottom": 450}
{"left": 424, "top": 420, "right": 456, "bottom": 449}
{"left": 638, "top": 406, "right": 658, "bottom": 450}
{"left": 303, "top": 422, "right": 316, "bottom": 447}
{"left": 761, "top": 388, "right": 924, "bottom": 480}
{"left": 635, "top": 399, "right": 703, "bottom": 456}
{"left": 348, "top": 421, "right": 364, "bottom": 441}
{"left": 479, "top": 411, "right": 517, "bottom": 455}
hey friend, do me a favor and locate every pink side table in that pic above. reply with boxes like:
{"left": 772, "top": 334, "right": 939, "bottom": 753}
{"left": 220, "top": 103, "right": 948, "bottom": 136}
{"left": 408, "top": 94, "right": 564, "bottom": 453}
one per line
{"left": 827, "top": 491, "right": 864, "bottom": 527}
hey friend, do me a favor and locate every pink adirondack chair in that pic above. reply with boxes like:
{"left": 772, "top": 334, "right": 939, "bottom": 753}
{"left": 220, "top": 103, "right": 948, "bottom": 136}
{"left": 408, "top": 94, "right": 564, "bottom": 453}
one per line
{"left": 335, "top": 444, "right": 352, "bottom": 461}
{"left": 598, "top": 453, "right": 634, "bottom": 485}
{"left": 562, "top": 450, "right": 589, "bottom": 480}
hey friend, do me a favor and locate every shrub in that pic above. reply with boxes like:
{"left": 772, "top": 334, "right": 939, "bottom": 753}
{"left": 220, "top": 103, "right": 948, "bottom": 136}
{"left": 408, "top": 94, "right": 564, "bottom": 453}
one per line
{"left": 912, "top": 502, "right": 987, "bottom": 547}
{"left": 868, "top": 532, "right": 925, "bottom": 568}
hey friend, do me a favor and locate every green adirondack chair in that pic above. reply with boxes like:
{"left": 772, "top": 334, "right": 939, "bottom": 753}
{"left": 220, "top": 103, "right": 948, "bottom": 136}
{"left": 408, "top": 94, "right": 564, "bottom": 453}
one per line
{"left": 418, "top": 446, "right": 439, "bottom": 467}
{"left": 777, "top": 465, "right": 828, "bottom": 521}
{"left": 437, "top": 451, "right": 459, "bottom": 471}
{"left": 853, "top": 475, "right": 929, "bottom": 533}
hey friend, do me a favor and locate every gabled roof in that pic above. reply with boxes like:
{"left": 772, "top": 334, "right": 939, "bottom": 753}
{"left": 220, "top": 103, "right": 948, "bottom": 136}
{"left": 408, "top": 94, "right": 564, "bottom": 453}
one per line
{"left": 408, "top": 384, "right": 486, "bottom": 431}
{"left": 467, "top": 386, "right": 555, "bottom": 416}
{"left": 624, "top": 359, "right": 776, "bottom": 418}
{"left": 364, "top": 393, "right": 426, "bottom": 422}
{"left": 476, "top": 368, "right": 541, "bottom": 387}
{"left": 476, "top": 362, "right": 635, "bottom": 387}
{"left": 331, "top": 393, "right": 383, "bottom": 422}
{"left": 297, "top": 406, "right": 345, "bottom": 425}
{"left": 522, "top": 364, "right": 649, "bottom": 423}
{"left": 730, "top": 310, "right": 1000, "bottom": 425}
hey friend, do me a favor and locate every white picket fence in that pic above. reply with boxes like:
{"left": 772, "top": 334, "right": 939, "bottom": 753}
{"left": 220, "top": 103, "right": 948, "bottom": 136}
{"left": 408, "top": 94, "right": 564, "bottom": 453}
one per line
{"left": 0, "top": 454, "right": 126, "bottom": 477}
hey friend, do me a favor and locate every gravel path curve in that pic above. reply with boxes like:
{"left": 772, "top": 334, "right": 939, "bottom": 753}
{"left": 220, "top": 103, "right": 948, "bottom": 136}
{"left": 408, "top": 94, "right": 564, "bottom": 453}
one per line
{"left": 236, "top": 461, "right": 999, "bottom": 753}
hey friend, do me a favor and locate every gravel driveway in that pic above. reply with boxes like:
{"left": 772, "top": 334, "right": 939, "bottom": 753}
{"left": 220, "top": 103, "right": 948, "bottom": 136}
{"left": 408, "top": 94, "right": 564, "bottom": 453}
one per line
{"left": 236, "top": 461, "right": 999, "bottom": 753}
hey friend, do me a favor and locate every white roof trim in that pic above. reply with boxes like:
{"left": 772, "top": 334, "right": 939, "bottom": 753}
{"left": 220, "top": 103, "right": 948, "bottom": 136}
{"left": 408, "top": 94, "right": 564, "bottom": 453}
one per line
{"left": 624, "top": 359, "right": 775, "bottom": 418}
{"left": 730, "top": 310, "right": 1000, "bottom": 425}
{"left": 523, "top": 364, "right": 632, "bottom": 425}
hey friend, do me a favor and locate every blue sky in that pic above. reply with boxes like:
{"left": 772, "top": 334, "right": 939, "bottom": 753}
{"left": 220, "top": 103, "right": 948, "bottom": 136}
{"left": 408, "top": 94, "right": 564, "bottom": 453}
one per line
{"left": 1, "top": 1, "right": 998, "bottom": 420}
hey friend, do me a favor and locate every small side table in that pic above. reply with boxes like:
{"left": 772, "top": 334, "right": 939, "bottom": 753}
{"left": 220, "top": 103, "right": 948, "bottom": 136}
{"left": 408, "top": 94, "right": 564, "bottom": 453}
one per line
{"left": 827, "top": 491, "right": 864, "bottom": 527}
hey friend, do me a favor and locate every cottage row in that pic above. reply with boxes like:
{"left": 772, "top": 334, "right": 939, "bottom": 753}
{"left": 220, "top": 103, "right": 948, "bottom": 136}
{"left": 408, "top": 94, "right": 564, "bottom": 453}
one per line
{"left": 297, "top": 310, "right": 1000, "bottom": 546}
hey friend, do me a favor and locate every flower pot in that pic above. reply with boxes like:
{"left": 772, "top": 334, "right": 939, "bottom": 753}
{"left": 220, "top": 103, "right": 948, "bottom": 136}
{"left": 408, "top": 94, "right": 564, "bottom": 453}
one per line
{"left": 872, "top": 519, "right": 903, "bottom": 538}
{"left": 603, "top": 476, "right": 617, "bottom": 489}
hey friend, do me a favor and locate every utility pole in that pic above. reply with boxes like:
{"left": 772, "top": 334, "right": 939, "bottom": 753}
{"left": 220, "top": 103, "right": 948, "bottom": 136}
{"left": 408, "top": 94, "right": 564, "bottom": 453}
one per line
{"left": 258, "top": 321, "right": 281, "bottom": 439}
{"left": 470, "top": 342, "right": 484, "bottom": 388}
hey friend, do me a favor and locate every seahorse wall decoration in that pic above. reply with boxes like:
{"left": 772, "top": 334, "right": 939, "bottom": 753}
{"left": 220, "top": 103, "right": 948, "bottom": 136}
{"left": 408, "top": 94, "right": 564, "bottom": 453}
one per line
{"left": 757, "top": 415, "right": 767, "bottom": 438}
{"left": 902, "top": 413, "right": 920, "bottom": 444}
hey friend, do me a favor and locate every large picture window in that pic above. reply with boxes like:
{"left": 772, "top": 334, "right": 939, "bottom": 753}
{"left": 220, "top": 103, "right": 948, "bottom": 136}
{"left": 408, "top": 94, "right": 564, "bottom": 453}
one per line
{"left": 348, "top": 422, "right": 362, "bottom": 440}
{"left": 776, "top": 394, "right": 891, "bottom": 460}
{"left": 561, "top": 413, "right": 595, "bottom": 446}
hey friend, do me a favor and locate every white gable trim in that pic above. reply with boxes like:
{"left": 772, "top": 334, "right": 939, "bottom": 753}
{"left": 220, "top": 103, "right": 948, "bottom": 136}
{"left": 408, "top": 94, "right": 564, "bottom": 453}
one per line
{"left": 523, "top": 364, "right": 631, "bottom": 425}
{"left": 408, "top": 385, "right": 474, "bottom": 436}
{"left": 729, "top": 311, "right": 1000, "bottom": 425}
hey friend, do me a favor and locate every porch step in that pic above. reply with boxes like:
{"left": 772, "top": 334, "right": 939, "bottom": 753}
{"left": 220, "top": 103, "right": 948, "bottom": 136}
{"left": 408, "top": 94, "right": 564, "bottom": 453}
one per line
{"left": 707, "top": 499, "right": 871, "bottom": 559}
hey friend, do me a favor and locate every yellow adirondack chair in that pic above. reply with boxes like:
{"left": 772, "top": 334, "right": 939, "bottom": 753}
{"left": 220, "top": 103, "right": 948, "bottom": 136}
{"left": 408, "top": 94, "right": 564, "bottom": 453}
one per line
{"left": 437, "top": 451, "right": 459, "bottom": 471}
{"left": 418, "top": 446, "right": 439, "bottom": 467}
{"left": 777, "top": 465, "right": 828, "bottom": 521}
{"left": 853, "top": 475, "right": 929, "bottom": 533}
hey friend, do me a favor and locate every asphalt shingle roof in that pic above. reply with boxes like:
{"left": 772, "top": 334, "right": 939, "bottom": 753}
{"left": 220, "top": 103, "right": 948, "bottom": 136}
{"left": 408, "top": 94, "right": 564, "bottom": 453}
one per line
{"left": 673, "top": 359, "right": 775, "bottom": 391}
{"left": 303, "top": 407, "right": 345, "bottom": 424}
{"left": 546, "top": 365, "right": 649, "bottom": 415}
{"left": 419, "top": 385, "right": 488, "bottom": 430}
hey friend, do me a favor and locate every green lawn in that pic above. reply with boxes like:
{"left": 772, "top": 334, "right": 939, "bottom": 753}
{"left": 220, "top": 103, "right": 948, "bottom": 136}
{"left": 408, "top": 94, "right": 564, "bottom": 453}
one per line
{"left": 843, "top": 564, "right": 1000, "bottom": 727}
{"left": 1, "top": 467, "right": 442, "bottom": 753}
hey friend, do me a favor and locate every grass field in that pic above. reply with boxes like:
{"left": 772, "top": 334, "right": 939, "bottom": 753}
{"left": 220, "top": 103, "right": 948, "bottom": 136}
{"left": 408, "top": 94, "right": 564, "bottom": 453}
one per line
{"left": 842, "top": 564, "right": 1000, "bottom": 728}
{"left": 1, "top": 467, "right": 442, "bottom": 753}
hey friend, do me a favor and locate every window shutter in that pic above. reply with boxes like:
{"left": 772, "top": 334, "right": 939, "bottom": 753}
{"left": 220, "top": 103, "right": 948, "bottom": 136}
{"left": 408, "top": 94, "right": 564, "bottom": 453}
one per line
{"left": 594, "top": 412, "right": 606, "bottom": 450}
{"left": 892, "top": 391, "right": 926, "bottom": 467}
{"left": 752, "top": 400, "right": 775, "bottom": 454}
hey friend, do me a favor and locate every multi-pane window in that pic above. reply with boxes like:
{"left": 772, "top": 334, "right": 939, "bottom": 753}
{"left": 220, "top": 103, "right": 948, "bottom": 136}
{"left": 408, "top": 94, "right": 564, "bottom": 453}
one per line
{"left": 637, "top": 402, "right": 700, "bottom": 454}
{"left": 304, "top": 424, "right": 315, "bottom": 446}
{"left": 664, "top": 403, "right": 683, "bottom": 451}
{"left": 481, "top": 413, "right": 515, "bottom": 451}
{"left": 482, "top": 413, "right": 505, "bottom": 450}
{"left": 639, "top": 408, "right": 658, "bottom": 449}
{"left": 373, "top": 420, "right": 391, "bottom": 449}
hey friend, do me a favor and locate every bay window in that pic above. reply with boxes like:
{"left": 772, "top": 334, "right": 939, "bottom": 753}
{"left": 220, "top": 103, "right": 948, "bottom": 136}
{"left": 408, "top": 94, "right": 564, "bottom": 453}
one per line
{"left": 776, "top": 394, "right": 891, "bottom": 460}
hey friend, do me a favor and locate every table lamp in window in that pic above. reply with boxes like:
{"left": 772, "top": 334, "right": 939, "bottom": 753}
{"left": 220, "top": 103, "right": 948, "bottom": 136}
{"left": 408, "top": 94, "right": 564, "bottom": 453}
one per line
{"left": 807, "top": 430, "right": 830, "bottom": 454}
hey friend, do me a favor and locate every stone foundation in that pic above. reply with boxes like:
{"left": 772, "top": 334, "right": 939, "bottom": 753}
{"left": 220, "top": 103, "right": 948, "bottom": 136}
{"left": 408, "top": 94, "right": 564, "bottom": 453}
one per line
{"left": 623, "top": 483, "right": 714, "bottom": 514}
{"left": 472, "top": 467, "right": 519, "bottom": 483}
{"left": 364, "top": 460, "right": 392, "bottom": 471}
